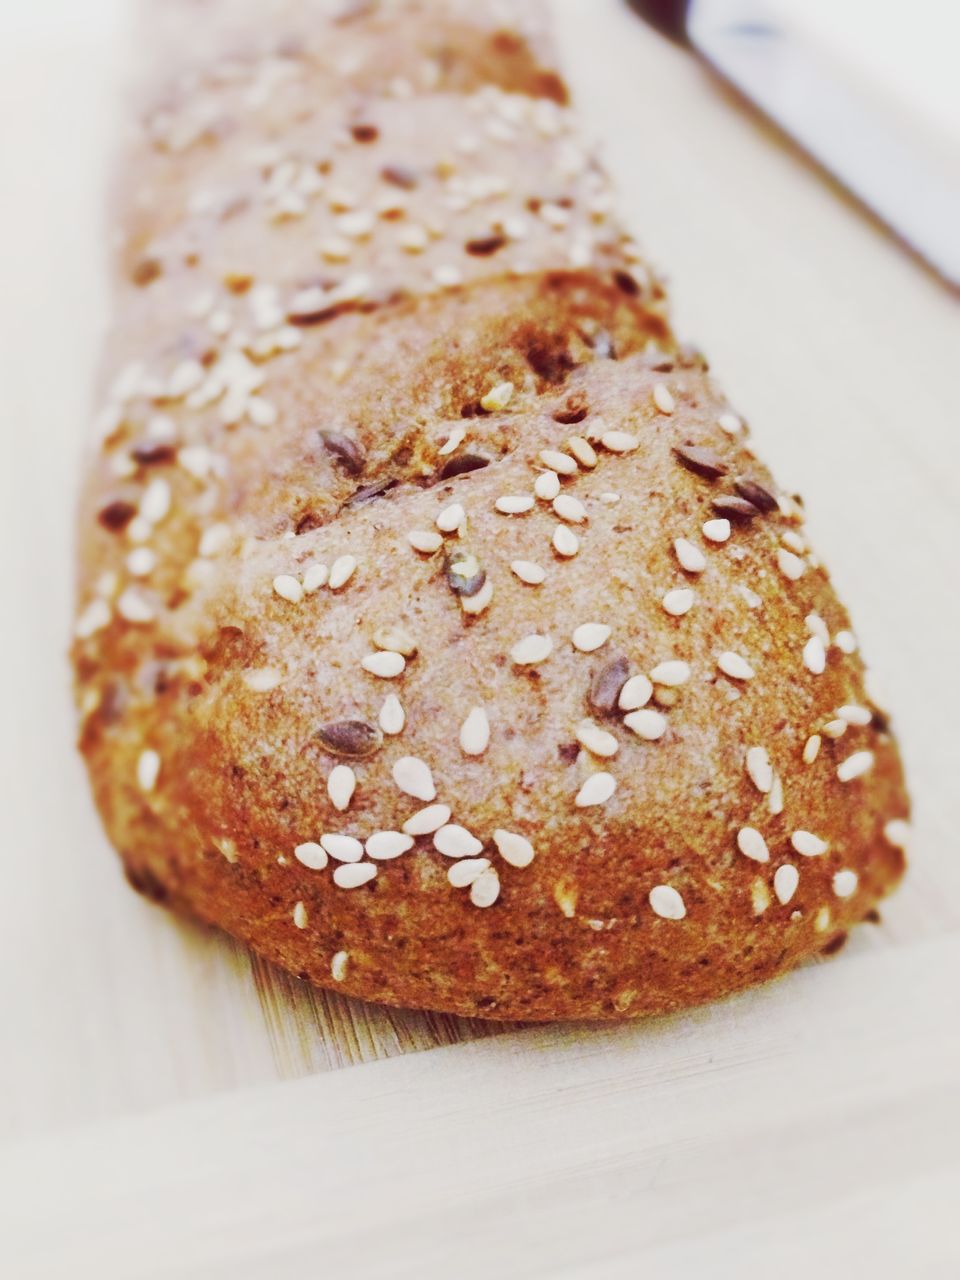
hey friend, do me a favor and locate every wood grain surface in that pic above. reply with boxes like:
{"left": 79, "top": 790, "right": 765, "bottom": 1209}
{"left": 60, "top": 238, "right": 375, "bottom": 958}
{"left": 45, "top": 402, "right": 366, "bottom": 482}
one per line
{"left": 1, "top": 0, "right": 957, "bottom": 1272}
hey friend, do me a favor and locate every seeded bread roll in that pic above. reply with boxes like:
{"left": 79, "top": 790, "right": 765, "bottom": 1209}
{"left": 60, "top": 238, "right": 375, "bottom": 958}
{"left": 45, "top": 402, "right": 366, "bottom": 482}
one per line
{"left": 75, "top": 0, "right": 908, "bottom": 1020}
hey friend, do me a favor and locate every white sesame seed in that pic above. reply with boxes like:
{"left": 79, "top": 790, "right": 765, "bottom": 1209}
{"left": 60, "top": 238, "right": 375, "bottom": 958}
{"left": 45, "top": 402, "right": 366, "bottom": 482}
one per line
{"left": 408, "top": 529, "right": 443, "bottom": 554}
{"left": 553, "top": 494, "right": 587, "bottom": 523}
{"left": 777, "top": 548, "right": 806, "bottom": 581}
{"left": 717, "top": 651, "right": 755, "bottom": 680}
{"left": 393, "top": 756, "right": 436, "bottom": 801}
{"left": 511, "top": 633, "right": 553, "bottom": 665}
{"left": 717, "top": 412, "right": 742, "bottom": 435}
{"left": 884, "top": 819, "right": 910, "bottom": 848}
{"left": 272, "top": 574, "right": 303, "bottom": 604}
{"left": 361, "top": 651, "right": 406, "bottom": 678}
{"left": 294, "top": 841, "right": 328, "bottom": 870}
{"left": 803, "top": 635, "right": 827, "bottom": 675}
{"left": 832, "top": 869, "right": 859, "bottom": 898}
{"left": 649, "top": 884, "right": 685, "bottom": 919}
{"left": 327, "top": 765, "right": 356, "bottom": 812}
{"left": 320, "top": 833, "right": 364, "bottom": 863}
{"left": 652, "top": 383, "right": 675, "bottom": 414}
{"left": 674, "top": 538, "right": 706, "bottom": 573}
{"left": 244, "top": 668, "right": 282, "bottom": 692}
{"left": 292, "top": 901, "right": 309, "bottom": 928}
{"left": 552, "top": 525, "right": 580, "bottom": 557}
{"left": 534, "top": 470, "right": 562, "bottom": 500}
{"left": 302, "top": 562, "right": 329, "bottom": 593}
{"left": 575, "top": 772, "right": 616, "bottom": 807}
{"left": 791, "top": 830, "right": 829, "bottom": 857}
{"left": 398, "top": 223, "right": 429, "bottom": 252}
{"left": 437, "top": 426, "right": 466, "bottom": 457}
{"left": 782, "top": 530, "right": 807, "bottom": 555}
{"left": 402, "top": 803, "right": 451, "bottom": 836}
{"left": 496, "top": 494, "right": 534, "bottom": 515}
{"left": 480, "top": 381, "right": 514, "bottom": 413}
{"left": 661, "top": 588, "right": 694, "bottom": 617}
{"left": 803, "top": 734, "right": 822, "bottom": 764}
{"left": 126, "top": 516, "right": 151, "bottom": 544}
{"left": 838, "top": 704, "right": 872, "bottom": 726}
{"left": 126, "top": 547, "right": 157, "bottom": 578}
{"left": 333, "top": 862, "right": 377, "bottom": 889}
{"left": 75, "top": 598, "right": 111, "bottom": 639}
{"left": 566, "top": 436, "right": 597, "bottom": 468}
{"left": 805, "top": 613, "right": 830, "bottom": 646}
{"left": 618, "top": 674, "right": 653, "bottom": 711}
{"left": 822, "top": 718, "right": 848, "bottom": 739}
{"left": 434, "top": 824, "right": 483, "bottom": 858}
{"left": 470, "top": 868, "right": 501, "bottom": 908}
{"left": 738, "top": 585, "right": 763, "bottom": 609}
{"left": 768, "top": 773, "right": 784, "bottom": 815}
{"left": 737, "top": 827, "right": 770, "bottom": 863}
{"left": 140, "top": 477, "right": 172, "bottom": 525}
{"left": 622, "top": 707, "right": 667, "bottom": 740}
{"left": 436, "top": 502, "right": 466, "bottom": 533}
{"left": 834, "top": 630, "right": 858, "bottom": 654}
{"left": 460, "top": 578, "right": 493, "bottom": 615}
{"left": 600, "top": 430, "right": 639, "bottom": 454}
{"left": 649, "top": 660, "right": 690, "bottom": 687}
{"left": 572, "top": 623, "right": 611, "bottom": 653}
{"left": 331, "top": 951, "right": 349, "bottom": 981}
{"left": 539, "top": 449, "right": 578, "bottom": 476}
{"left": 137, "top": 749, "right": 161, "bottom": 793}
{"left": 702, "top": 518, "right": 731, "bottom": 544}
{"left": 576, "top": 720, "right": 619, "bottom": 758}
{"left": 365, "top": 831, "right": 414, "bottom": 860}
{"left": 492, "top": 829, "right": 535, "bottom": 868}
{"left": 373, "top": 626, "right": 417, "bottom": 657}
{"left": 379, "top": 694, "right": 405, "bottom": 736}
{"left": 117, "top": 588, "right": 156, "bottom": 624}
{"left": 837, "top": 750, "right": 874, "bottom": 783}
{"left": 447, "top": 857, "right": 491, "bottom": 888}
{"left": 511, "top": 559, "right": 546, "bottom": 585}
{"left": 774, "top": 864, "right": 799, "bottom": 905}
{"left": 328, "top": 555, "right": 357, "bottom": 591}
{"left": 460, "top": 706, "right": 490, "bottom": 756}
{"left": 745, "top": 746, "right": 773, "bottom": 793}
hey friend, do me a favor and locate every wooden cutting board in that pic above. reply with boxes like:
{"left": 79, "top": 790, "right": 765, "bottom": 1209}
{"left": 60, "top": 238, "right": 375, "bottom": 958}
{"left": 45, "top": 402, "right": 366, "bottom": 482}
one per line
{"left": 1, "top": 1, "right": 957, "bottom": 1273}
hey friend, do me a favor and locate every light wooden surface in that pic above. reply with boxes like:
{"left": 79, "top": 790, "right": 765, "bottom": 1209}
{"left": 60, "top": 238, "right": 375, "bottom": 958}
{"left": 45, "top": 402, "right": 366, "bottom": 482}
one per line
{"left": 1, "top": 0, "right": 958, "bottom": 1273}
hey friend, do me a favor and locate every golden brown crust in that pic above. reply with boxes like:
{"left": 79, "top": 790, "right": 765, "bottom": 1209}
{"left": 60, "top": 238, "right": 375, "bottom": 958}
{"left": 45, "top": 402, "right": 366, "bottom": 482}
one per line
{"left": 74, "top": 0, "right": 907, "bottom": 1021}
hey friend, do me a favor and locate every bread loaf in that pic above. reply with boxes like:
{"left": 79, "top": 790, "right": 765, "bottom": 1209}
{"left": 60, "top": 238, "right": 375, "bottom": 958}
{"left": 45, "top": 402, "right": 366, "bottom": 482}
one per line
{"left": 74, "top": 0, "right": 908, "bottom": 1020}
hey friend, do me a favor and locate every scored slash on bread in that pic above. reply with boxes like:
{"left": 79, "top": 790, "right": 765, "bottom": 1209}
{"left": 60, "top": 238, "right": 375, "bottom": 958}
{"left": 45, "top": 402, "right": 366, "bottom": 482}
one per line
{"left": 73, "top": 0, "right": 908, "bottom": 1020}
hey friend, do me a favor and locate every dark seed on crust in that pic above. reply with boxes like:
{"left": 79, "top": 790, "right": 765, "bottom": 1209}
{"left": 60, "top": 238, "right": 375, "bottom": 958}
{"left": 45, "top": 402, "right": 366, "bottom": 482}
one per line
{"left": 438, "top": 452, "right": 490, "bottom": 480}
{"left": 673, "top": 445, "right": 729, "bottom": 480}
{"left": 552, "top": 397, "right": 589, "bottom": 425}
{"left": 711, "top": 494, "right": 760, "bottom": 521}
{"left": 612, "top": 269, "right": 639, "bottom": 297}
{"left": 350, "top": 123, "right": 379, "bottom": 143}
{"left": 465, "top": 234, "right": 507, "bottom": 257}
{"left": 381, "top": 164, "right": 419, "bottom": 189}
{"left": 315, "top": 719, "right": 383, "bottom": 758}
{"left": 734, "top": 478, "right": 778, "bottom": 513}
{"left": 98, "top": 499, "right": 138, "bottom": 532}
{"left": 346, "top": 477, "right": 397, "bottom": 505}
{"left": 589, "top": 656, "right": 630, "bottom": 715}
{"left": 132, "top": 442, "right": 177, "bottom": 466}
{"left": 445, "top": 550, "right": 486, "bottom": 598}
{"left": 319, "top": 430, "right": 366, "bottom": 476}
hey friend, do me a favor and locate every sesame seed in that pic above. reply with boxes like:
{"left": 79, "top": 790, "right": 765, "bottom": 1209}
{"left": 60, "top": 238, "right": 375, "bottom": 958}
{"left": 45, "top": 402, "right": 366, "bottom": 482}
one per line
{"left": 438, "top": 426, "right": 466, "bottom": 457}
{"left": 511, "top": 559, "right": 546, "bottom": 585}
{"left": 398, "top": 223, "right": 429, "bottom": 252}
{"left": 738, "top": 585, "right": 762, "bottom": 609}
{"left": 552, "top": 526, "right": 580, "bottom": 557}
{"left": 661, "top": 588, "right": 694, "bottom": 617}
{"left": 244, "top": 668, "right": 282, "bottom": 692}
{"left": 294, "top": 841, "right": 328, "bottom": 870}
{"left": 576, "top": 719, "right": 619, "bottom": 758}
{"left": 480, "top": 381, "right": 514, "bottom": 412}
{"left": 361, "top": 651, "right": 406, "bottom": 678}
{"left": 822, "top": 718, "right": 848, "bottom": 739}
{"left": 333, "top": 863, "right": 377, "bottom": 889}
{"left": 834, "top": 630, "right": 858, "bottom": 654}
{"left": 470, "top": 868, "right": 501, "bottom": 908}
{"left": 803, "top": 734, "right": 822, "bottom": 764}
{"left": 328, "top": 555, "right": 357, "bottom": 590}
{"left": 534, "top": 470, "right": 562, "bottom": 500}
{"left": 674, "top": 538, "right": 706, "bottom": 573}
{"left": 302, "top": 563, "right": 329, "bottom": 593}
{"left": 774, "top": 864, "right": 799, "bottom": 905}
{"left": 327, "top": 765, "right": 356, "bottom": 812}
{"left": 126, "top": 547, "right": 157, "bottom": 578}
{"left": 838, "top": 704, "right": 872, "bottom": 726}
{"left": 777, "top": 549, "right": 806, "bottom": 581}
{"left": 379, "top": 694, "right": 405, "bottom": 736}
{"left": 652, "top": 383, "right": 675, "bottom": 414}
{"left": 447, "top": 857, "right": 491, "bottom": 888}
{"left": 600, "top": 430, "right": 639, "bottom": 453}
{"left": 292, "top": 901, "right": 309, "bottom": 928}
{"left": 365, "top": 831, "right": 414, "bottom": 860}
{"left": 649, "top": 660, "right": 690, "bottom": 687}
{"left": 272, "top": 574, "right": 303, "bottom": 604}
{"left": 402, "top": 803, "right": 451, "bottom": 836}
{"left": 791, "top": 830, "right": 829, "bottom": 856}
{"left": 884, "top": 818, "right": 910, "bottom": 848}
{"left": 575, "top": 772, "right": 616, "bottom": 807}
{"left": 460, "top": 578, "right": 493, "bottom": 615}
{"left": 539, "top": 449, "right": 578, "bottom": 476}
{"left": 737, "top": 827, "right": 769, "bottom": 863}
{"left": 393, "top": 756, "right": 436, "bottom": 801}
{"left": 492, "top": 829, "right": 535, "bottom": 868}
{"left": 837, "top": 750, "right": 874, "bottom": 782}
{"left": 436, "top": 502, "right": 466, "bottom": 533}
{"left": 815, "top": 907, "right": 832, "bottom": 932}
{"left": 117, "top": 589, "right": 156, "bottom": 624}
{"left": 496, "top": 494, "right": 534, "bottom": 515}
{"left": 805, "top": 613, "right": 830, "bottom": 646}
{"left": 751, "top": 878, "right": 771, "bottom": 915}
{"left": 511, "top": 633, "right": 553, "bottom": 664}
{"left": 140, "top": 477, "right": 172, "bottom": 524}
{"left": 618, "top": 674, "right": 653, "bottom": 711}
{"left": 717, "top": 412, "right": 742, "bottom": 435}
{"left": 572, "top": 623, "right": 611, "bottom": 653}
{"left": 768, "top": 773, "right": 784, "bottom": 815}
{"left": 75, "top": 599, "right": 111, "bottom": 639}
{"left": 320, "top": 833, "right": 363, "bottom": 863}
{"left": 460, "top": 706, "right": 490, "bottom": 756}
{"left": 331, "top": 951, "right": 349, "bottom": 981}
{"left": 553, "top": 494, "right": 587, "bottom": 523}
{"left": 702, "top": 518, "right": 731, "bottom": 544}
{"left": 832, "top": 869, "right": 859, "bottom": 898}
{"left": 746, "top": 746, "right": 773, "bottom": 793}
{"left": 566, "top": 437, "right": 597, "bottom": 468}
{"left": 802, "top": 635, "right": 826, "bottom": 675}
{"left": 649, "top": 884, "right": 685, "bottom": 919}
{"left": 433, "top": 824, "right": 483, "bottom": 858}
{"left": 137, "top": 749, "right": 161, "bottom": 793}
{"left": 623, "top": 706, "right": 667, "bottom": 740}
{"left": 372, "top": 627, "right": 417, "bottom": 657}
{"left": 717, "top": 651, "right": 755, "bottom": 680}
{"left": 408, "top": 529, "right": 443, "bottom": 554}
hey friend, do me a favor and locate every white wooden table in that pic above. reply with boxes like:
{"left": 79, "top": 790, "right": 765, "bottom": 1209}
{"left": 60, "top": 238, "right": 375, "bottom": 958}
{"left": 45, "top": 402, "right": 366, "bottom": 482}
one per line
{"left": 1, "top": 2, "right": 958, "bottom": 1274}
